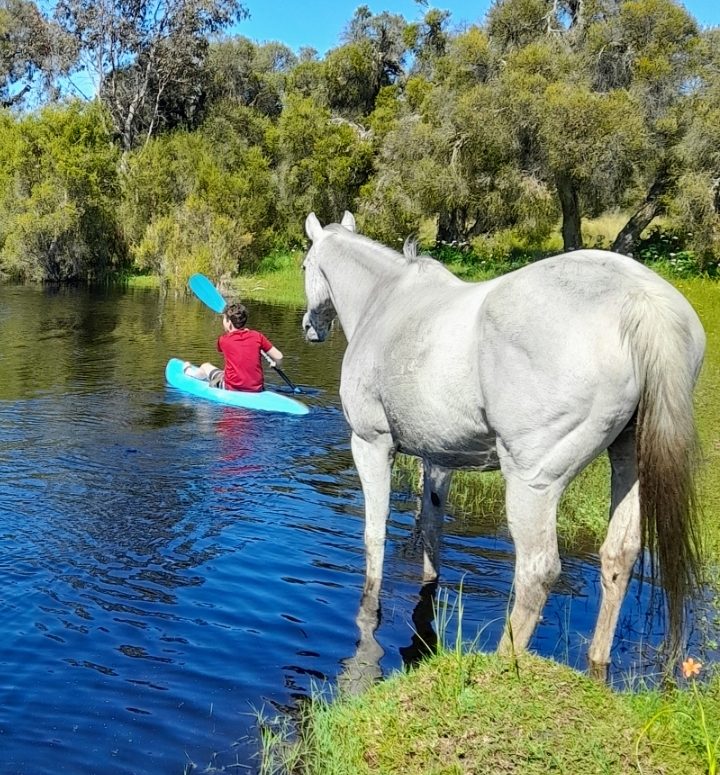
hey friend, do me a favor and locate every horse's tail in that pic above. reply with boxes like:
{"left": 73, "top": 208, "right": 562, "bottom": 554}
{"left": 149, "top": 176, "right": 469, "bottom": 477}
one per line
{"left": 620, "top": 287, "right": 702, "bottom": 658}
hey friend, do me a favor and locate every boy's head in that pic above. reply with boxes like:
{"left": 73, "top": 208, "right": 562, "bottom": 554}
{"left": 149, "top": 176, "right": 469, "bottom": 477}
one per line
{"left": 224, "top": 303, "right": 248, "bottom": 330}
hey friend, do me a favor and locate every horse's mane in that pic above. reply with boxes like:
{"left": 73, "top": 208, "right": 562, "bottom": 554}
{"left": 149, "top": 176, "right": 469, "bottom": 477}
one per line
{"left": 326, "top": 223, "right": 423, "bottom": 266}
{"left": 403, "top": 237, "right": 419, "bottom": 263}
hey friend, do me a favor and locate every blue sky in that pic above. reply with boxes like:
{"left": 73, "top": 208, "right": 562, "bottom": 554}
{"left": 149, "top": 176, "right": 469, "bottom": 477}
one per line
{"left": 235, "top": 1, "right": 720, "bottom": 55}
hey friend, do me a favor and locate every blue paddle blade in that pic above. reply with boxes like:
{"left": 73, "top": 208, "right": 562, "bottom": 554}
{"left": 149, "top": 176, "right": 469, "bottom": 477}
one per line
{"left": 189, "top": 274, "right": 227, "bottom": 314}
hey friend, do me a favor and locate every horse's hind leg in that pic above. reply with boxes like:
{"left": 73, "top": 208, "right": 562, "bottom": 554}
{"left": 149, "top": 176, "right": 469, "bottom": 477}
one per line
{"left": 351, "top": 432, "right": 396, "bottom": 594}
{"left": 498, "top": 475, "right": 562, "bottom": 654}
{"left": 418, "top": 461, "right": 453, "bottom": 582}
{"left": 588, "top": 424, "right": 641, "bottom": 678}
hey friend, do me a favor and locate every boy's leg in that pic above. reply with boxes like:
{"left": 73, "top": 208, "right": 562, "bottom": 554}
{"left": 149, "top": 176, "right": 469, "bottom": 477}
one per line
{"left": 183, "top": 362, "right": 221, "bottom": 382}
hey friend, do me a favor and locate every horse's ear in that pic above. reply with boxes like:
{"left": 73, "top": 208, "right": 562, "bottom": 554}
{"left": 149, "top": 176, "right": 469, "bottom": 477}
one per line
{"left": 305, "top": 212, "right": 324, "bottom": 243}
{"left": 340, "top": 211, "right": 356, "bottom": 232}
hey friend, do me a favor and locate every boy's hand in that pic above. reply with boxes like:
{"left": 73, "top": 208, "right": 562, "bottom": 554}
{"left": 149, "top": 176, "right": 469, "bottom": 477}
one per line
{"left": 261, "top": 350, "right": 277, "bottom": 368}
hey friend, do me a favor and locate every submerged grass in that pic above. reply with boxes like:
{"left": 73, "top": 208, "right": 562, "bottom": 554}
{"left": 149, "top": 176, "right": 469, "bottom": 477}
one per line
{"left": 393, "top": 453, "right": 610, "bottom": 549}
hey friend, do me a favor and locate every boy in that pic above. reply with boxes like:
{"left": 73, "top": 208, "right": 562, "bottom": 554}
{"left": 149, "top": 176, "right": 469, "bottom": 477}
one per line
{"left": 184, "top": 302, "right": 283, "bottom": 392}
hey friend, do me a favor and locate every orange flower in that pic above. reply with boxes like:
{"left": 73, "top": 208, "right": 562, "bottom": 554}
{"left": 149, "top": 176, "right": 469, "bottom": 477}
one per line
{"left": 682, "top": 657, "right": 702, "bottom": 678}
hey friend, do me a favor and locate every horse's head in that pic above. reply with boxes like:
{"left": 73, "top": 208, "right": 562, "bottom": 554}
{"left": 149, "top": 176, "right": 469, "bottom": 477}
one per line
{"left": 301, "top": 211, "right": 356, "bottom": 342}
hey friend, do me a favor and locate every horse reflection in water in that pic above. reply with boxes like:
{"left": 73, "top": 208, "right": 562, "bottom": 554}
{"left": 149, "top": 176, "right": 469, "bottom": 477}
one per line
{"left": 338, "top": 580, "right": 438, "bottom": 696}
{"left": 302, "top": 211, "right": 705, "bottom": 684}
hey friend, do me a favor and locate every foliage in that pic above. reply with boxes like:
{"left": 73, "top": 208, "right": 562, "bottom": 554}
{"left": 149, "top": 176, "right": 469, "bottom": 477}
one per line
{"left": 54, "top": 0, "right": 247, "bottom": 150}
{"left": 0, "top": 0, "right": 75, "bottom": 107}
{"left": 0, "top": 1, "right": 718, "bottom": 283}
{"left": 206, "top": 37, "right": 296, "bottom": 117}
{"left": 133, "top": 195, "right": 249, "bottom": 288}
{"left": 0, "top": 100, "right": 127, "bottom": 281}
{"left": 270, "top": 94, "right": 375, "bottom": 242}
{"left": 121, "top": 121, "right": 277, "bottom": 284}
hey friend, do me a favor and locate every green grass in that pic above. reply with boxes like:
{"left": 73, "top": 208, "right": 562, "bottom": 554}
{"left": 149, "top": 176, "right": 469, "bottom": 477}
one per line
{"left": 263, "top": 649, "right": 719, "bottom": 775}
{"left": 230, "top": 250, "right": 307, "bottom": 307}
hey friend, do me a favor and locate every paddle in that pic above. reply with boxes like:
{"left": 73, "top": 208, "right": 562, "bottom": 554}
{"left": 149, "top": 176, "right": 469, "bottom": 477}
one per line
{"left": 188, "top": 273, "right": 303, "bottom": 394}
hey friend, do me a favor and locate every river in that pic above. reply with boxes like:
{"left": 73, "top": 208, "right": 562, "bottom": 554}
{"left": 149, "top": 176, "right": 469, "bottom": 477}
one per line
{"left": 0, "top": 283, "right": 698, "bottom": 774}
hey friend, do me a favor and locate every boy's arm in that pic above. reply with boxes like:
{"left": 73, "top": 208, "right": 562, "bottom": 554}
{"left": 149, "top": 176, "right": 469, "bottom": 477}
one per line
{"left": 264, "top": 346, "right": 283, "bottom": 366}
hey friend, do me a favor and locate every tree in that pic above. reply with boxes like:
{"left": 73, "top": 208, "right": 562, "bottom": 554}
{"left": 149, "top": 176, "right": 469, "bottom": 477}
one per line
{"left": 120, "top": 118, "right": 277, "bottom": 284}
{"left": 54, "top": 0, "right": 247, "bottom": 151}
{"left": 321, "top": 6, "right": 408, "bottom": 118}
{"left": 581, "top": 0, "right": 701, "bottom": 254}
{"left": 668, "top": 28, "right": 720, "bottom": 269}
{"left": 0, "top": 0, "right": 75, "bottom": 107}
{"left": 0, "top": 101, "right": 127, "bottom": 281}
{"left": 207, "top": 37, "right": 297, "bottom": 118}
{"left": 480, "top": 0, "right": 694, "bottom": 252}
{"left": 269, "top": 94, "right": 374, "bottom": 241}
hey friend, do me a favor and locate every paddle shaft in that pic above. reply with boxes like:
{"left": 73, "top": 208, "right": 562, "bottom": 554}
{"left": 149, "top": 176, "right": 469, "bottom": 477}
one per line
{"left": 261, "top": 351, "right": 300, "bottom": 392}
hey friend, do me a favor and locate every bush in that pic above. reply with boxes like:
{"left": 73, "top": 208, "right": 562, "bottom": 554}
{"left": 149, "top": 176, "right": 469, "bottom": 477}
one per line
{"left": 0, "top": 102, "right": 128, "bottom": 282}
{"left": 634, "top": 226, "right": 716, "bottom": 277}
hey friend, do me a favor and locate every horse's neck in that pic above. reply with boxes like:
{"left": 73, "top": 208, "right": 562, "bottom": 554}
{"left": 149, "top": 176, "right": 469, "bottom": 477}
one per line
{"left": 322, "top": 245, "right": 405, "bottom": 341}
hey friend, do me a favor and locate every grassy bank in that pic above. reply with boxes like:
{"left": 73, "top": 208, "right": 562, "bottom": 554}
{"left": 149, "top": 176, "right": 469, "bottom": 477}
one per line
{"left": 228, "top": 251, "right": 307, "bottom": 307}
{"left": 261, "top": 648, "right": 720, "bottom": 775}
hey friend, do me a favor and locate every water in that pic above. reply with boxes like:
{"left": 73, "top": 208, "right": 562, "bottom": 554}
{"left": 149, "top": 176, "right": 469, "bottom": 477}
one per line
{"left": 0, "top": 284, "right": 711, "bottom": 773}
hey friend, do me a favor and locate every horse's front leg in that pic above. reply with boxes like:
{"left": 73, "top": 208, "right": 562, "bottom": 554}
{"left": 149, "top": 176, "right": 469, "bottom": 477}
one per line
{"left": 418, "top": 461, "right": 453, "bottom": 581}
{"left": 351, "top": 432, "right": 396, "bottom": 595}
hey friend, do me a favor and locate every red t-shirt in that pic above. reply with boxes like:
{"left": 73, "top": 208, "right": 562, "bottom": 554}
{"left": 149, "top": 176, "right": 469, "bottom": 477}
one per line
{"left": 217, "top": 329, "right": 274, "bottom": 392}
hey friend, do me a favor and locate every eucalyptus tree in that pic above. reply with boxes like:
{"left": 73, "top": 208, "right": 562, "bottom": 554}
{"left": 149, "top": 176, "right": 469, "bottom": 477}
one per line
{"left": 54, "top": 0, "right": 247, "bottom": 151}
{"left": 0, "top": 0, "right": 75, "bottom": 107}
{"left": 320, "top": 6, "right": 408, "bottom": 118}
{"left": 581, "top": 0, "right": 701, "bottom": 254}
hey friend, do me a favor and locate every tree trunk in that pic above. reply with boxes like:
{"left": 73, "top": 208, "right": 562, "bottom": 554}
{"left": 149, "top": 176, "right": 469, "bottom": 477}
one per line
{"left": 556, "top": 175, "right": 582, "bottom": 251}
{"left": 436, "top": 208, "right": 466, "bottom": 245}
{"left": 612, "top": 172, "right": 671, "bottom": 256}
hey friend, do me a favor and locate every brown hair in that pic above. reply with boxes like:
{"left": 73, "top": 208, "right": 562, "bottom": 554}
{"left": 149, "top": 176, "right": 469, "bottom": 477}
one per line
{"left": 224, "top": 302, "right": 248, "bottom": 329}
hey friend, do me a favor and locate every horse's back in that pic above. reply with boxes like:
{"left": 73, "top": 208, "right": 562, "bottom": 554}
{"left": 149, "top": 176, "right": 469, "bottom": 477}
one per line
{"left": 477, "top": 249, "right": 704, "bottom": 476}
{"left": 481, "top": 249, "right": 703, "bottom": 359}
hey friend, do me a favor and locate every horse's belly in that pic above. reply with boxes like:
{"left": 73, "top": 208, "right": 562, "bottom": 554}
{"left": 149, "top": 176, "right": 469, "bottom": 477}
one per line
{"left": 389, "top": 406, "right": 500, "bottom": 470}
{"left": 399, "top": 442, "right": 500, "bottom": 471}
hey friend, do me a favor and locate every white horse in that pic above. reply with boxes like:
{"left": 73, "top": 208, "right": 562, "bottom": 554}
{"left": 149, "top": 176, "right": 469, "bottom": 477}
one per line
{"left": 302, "top": 211, "right": 705, "bottom": 675}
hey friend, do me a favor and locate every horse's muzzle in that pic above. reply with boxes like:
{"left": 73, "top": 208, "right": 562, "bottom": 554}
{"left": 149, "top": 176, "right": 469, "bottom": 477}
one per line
{"left": 302, "top": 311, "right": 326, "bottom": 342}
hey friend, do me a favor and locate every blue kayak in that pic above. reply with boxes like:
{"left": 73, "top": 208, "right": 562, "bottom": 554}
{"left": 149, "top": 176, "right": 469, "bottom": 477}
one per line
{"left": 165, "top": 358, "right": 309, "bottom": 416}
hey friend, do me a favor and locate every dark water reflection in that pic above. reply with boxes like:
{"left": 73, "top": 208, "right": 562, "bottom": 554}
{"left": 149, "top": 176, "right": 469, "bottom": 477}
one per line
{"left": 0, "top": 284, "right": 714, "bottom": 774}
